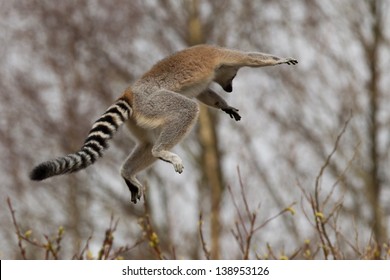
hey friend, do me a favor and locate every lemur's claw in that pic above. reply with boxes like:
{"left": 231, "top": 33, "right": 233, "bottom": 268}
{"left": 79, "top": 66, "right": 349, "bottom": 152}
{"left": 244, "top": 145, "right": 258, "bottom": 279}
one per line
{"left": 285, "top": 58, "right": 298, "bottom": 65}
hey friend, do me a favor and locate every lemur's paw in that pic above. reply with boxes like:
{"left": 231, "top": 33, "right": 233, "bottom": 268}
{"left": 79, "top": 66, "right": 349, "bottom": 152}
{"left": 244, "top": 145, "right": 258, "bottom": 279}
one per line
{"left": 154, "top": 151, "right": 184, "bottom": 174}
{"left": 130, "top": 188, "right": 142, "bottom": 204}
{"left": 168, "top": 155, "right": 184, "bottom": 174}
{"left": 285, "top": 58, "right": 298, "bottom": 65}
{"left": 222, "top": 107, "right": 241, "bottom": 121}
{"left": 173, "top": 162, "right": 184, "bottom": 174}
{"left": 123, "top": 177, "right": 142, "bottom": 204}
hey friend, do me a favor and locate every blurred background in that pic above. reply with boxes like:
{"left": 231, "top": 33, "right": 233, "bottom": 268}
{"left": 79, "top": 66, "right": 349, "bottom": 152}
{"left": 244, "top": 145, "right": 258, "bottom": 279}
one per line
{"left": 1, "top": 0, "right": 389, "bottom": 259}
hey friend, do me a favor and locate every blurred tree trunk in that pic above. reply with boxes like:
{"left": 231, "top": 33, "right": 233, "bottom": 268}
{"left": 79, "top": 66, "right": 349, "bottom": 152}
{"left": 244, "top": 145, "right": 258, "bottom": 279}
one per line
{"left": 364, "top": 0, "right": 387, "bottom": 250}
{"left": 197, "top": 103, "right": 223, "bottom": 260}
{"left": 185, "top": 0, "right": 223, "bottom": 259}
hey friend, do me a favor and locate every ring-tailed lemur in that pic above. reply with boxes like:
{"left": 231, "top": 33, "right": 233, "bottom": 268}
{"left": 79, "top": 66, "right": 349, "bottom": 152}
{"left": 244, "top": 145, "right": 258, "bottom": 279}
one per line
{"left": 30, "top": 44, "right": 298, "bottom": 203}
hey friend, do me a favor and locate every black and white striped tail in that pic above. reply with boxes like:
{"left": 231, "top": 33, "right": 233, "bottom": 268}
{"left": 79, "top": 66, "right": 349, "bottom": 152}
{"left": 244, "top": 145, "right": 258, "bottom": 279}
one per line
{"left": 30, "top": 98, "right": 132, "bottom": 181}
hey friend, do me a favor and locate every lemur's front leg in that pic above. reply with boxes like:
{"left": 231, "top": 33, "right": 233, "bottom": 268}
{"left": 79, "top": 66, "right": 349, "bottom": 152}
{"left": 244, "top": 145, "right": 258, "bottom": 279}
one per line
{"left": 197, "top": 89, "right": 241, "bottom": 121}
{"left": 244, "top": 52, "right": 298, "bottom": 67}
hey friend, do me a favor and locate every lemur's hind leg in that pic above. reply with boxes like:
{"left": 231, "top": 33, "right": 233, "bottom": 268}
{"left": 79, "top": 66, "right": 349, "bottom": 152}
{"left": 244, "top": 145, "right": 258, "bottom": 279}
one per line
{"left": 121, "top": 120, "right": 158, "bottom": 203}
{"left": 121, "top": 143, "right": 157, "bottom": 203}
{"left": 147, "top": 90, "right": 199, "bottom": 173}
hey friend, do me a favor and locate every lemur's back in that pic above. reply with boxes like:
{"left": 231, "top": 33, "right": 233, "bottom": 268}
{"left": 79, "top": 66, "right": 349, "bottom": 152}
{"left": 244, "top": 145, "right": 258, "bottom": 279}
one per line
{"left": 134, "top": 45, "right": 220, "bottom": 95}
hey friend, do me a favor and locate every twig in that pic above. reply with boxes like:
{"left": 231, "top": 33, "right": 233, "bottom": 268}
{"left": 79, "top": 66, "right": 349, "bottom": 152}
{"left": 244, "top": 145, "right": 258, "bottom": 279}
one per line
{"left": 7, "top": 197, "right": 27, "bottom": 259}
{"left": 314, "top": 114, "right": 352, "bottom": 205}
{"left": 227, "top": 184, "right": 248, "bottom": 236}
{"left": 312, "top": 114, "right": 352, "bottom": 259}
{"left": 229, "top": 169, "right": 296, "bottom": 259}
{"left": 230, "top": 222, "right": 244, "bottom": 253}
{"left": 237, "top": 167, "right": 251, "bottom": 222}
{"left": 243, "top": 211, "right": 257, "bottom": 260}
{"left": 97, "top": 215, "right": 118, "bottom": 260}
{"left": 198, "top": 212, "right": 211, "bottom": 260}
{"left": 266, "top": 243, "right": 277, "bottom": 259}
{"left": 253, "top": 203, "right": 297, "bottom": 233}
{"left": 74, "top": 235, "right": 93, "bottom": 259}
{"left": 323, "top": 141, "right": 360, "bottom": 208}
{"left": 139, "top": 192, "right": 165, "bottom": 260}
